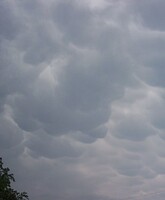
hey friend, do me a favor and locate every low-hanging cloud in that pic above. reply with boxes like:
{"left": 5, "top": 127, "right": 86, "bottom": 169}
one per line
{"left": 1, "top": 0, "right": 165, "bottom": 200}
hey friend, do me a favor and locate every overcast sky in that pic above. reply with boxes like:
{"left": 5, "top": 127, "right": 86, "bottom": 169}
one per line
{"left": 1, "top": 0, "right": 165, "bottom": 200}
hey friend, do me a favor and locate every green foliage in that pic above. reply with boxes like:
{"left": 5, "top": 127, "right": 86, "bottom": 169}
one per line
{"left": 0, "top": 157, "right": 29, "bottom": 200}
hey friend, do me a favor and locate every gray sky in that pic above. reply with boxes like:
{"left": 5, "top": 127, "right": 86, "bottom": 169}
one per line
{"left": 1, "top": 0, "right": 165, "bottom": 199}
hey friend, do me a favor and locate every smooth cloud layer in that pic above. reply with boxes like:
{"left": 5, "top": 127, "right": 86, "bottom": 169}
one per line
{"left": 1, "top": 0, "right": 165, "bottom": 200}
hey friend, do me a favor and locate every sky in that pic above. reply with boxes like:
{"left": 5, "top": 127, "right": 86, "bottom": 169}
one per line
{"left": 1, "top": 0, "right": 165, "bottom": 200}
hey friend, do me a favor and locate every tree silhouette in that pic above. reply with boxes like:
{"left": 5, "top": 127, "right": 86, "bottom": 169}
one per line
{"left": 0, "top": 157, "right": 29, "bottom": 200}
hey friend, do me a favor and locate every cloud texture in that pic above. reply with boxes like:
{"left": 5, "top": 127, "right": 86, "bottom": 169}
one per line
{"left": 1, "top": 0, "right": 165, "bottom": 199}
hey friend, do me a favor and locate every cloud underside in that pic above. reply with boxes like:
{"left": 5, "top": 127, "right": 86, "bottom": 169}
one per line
{"left": 1, "top": 0, "right": 165, "bottom": 200}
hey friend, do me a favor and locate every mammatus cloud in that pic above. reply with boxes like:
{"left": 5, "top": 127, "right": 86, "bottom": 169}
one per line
{"left": 1, "top": 0, "right": 165, "bottom": 200}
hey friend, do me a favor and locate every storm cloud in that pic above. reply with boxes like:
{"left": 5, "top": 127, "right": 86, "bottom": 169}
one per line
{"left": 1, "top": 0, "right": 165, "bottom": 200}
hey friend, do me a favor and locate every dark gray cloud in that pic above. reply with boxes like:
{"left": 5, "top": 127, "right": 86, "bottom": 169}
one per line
{"left": 0, "top": 113, "right": 23, "bottom": 149}
{"left": 132, "top": 0, "right": 165, "bottom": 31}
{"left": 52, "top": 1, "right": 93, "bottom": 46}
{"left": 112, "top": 114, "right": 155, "bottom": 141}
{"left": 25, "top": 130, "right": 82, "bottom": 158}
{"left": 1, "top": 0, "right": 165, "bottom": 200}
{"left": 4, "top": 0, "right": 132, "bottom": 139}
{"left": 0, "top": 0, "right": 21, "bottom": 40}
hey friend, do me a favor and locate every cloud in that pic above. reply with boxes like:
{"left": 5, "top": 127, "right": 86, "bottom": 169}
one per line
{"left": 0, "top": 0, "right": 21, "bottom": 40}
{"left": 1, "top": 0, "right": 165, "bottom": 200}
{"left": 112, "top": 114, "right": 155, "bottom": 141}
{"left": 131, "top": 0, "right": 165, "bottom": 31}
{"left": 0, "top": 112, "right": 23, "bottom": 149}
{"left": 25, "top": 130, "right": 82, "bottom": 158}
{"left": 3, "top": 0, "right": 132, "bottom": 139}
